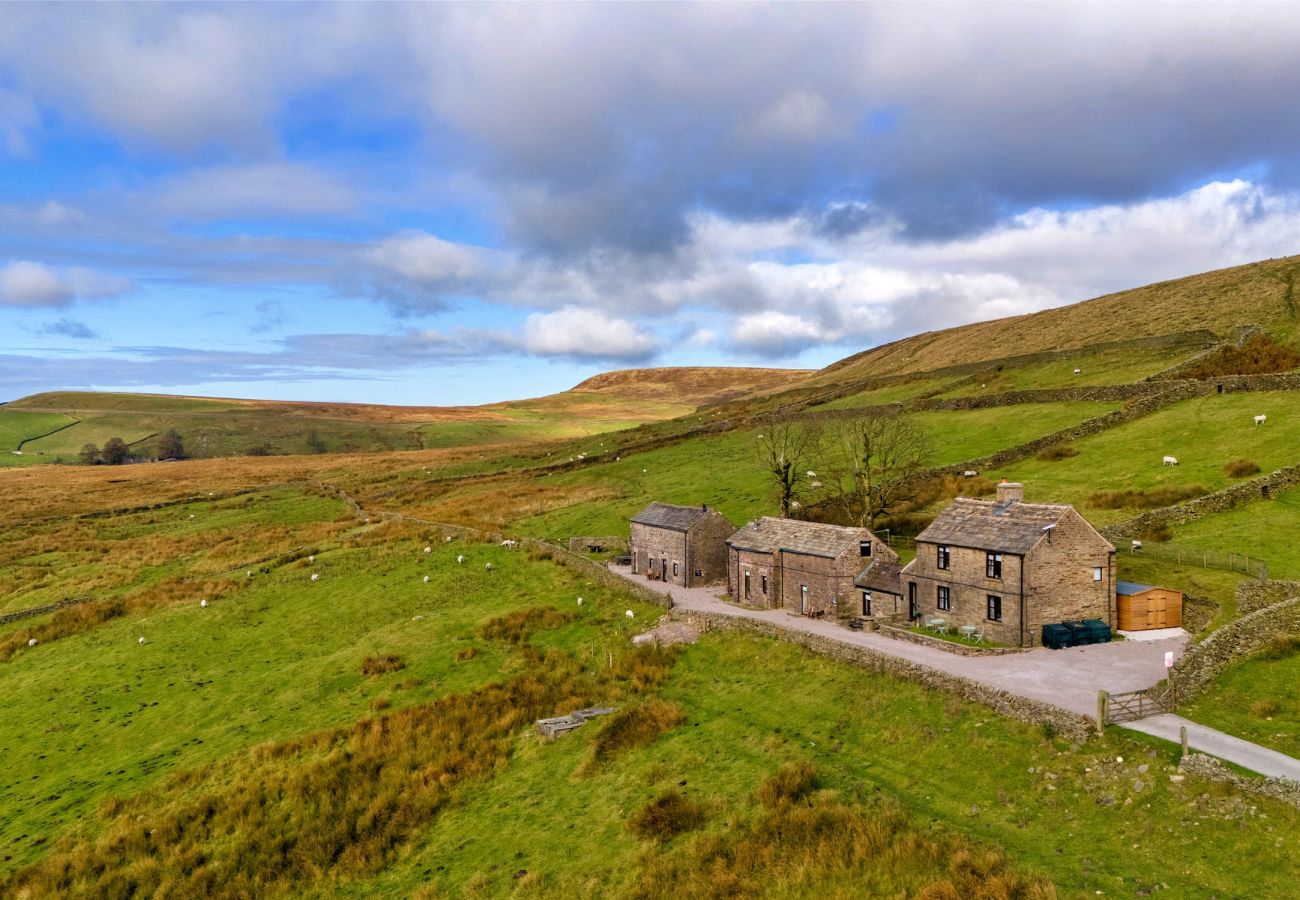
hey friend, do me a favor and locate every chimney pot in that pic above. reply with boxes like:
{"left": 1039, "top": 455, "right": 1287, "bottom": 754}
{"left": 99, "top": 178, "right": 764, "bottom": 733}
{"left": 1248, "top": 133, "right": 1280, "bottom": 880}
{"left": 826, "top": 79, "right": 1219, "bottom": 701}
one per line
{"left": 996, "top": 482, "right": 1024, "bottom": 506}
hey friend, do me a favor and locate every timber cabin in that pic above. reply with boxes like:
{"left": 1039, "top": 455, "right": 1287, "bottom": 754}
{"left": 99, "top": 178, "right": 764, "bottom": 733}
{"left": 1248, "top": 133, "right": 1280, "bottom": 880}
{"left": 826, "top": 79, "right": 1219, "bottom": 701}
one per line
{"left": 900, "top": 482, "right": 1116, "bottom": 646}
{"left": 629, "top": 502, "right": 735, "bottom": 587}
{"left": 726, "top": 517, "right": 899, "bottom": 620}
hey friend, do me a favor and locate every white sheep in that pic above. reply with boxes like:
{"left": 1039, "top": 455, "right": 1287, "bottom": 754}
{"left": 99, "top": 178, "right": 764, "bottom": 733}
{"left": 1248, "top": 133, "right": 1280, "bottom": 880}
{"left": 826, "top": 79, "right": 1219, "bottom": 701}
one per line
{"left": 1162, "top": 455, "right": 1178, "bottom": 466}
{"left": 1074, "top": 368, "right": 1082, "bottom": 375}
{"left": 577, "top": 597, "right": 584, "bottom": 606}
{"left": 810, "top": 480, "right": 822, "bottom": 489}
{"left": 247, "top": 571, "right": 253, "bottom": 578}
{"left": 963, "top": 470, "right": 979, "bottom": 477}
{"left": 790, "top": 501, "right": 802, "bottom": 510}
{"left": 806, "top": 470, "right": 817, "bottom": 477}
{"left": 642, "top": 468, "right": 647, "bottom": 474}
{"left": 1254, "top": 414, "right": 1267, "bottom": 425}
{"left": 485, "top": 562, "right": 493, "bottom": 573}
{"left": 189, "top": 514, "right": 195, "bottom": 519}
{"left": 309, "top": 555, "right": 315, "bottom": 563}
{"left": 138, "top": 636, "right": 146, "bottom": 645}
{"left": 444, "top": 535, "right": 453, "bottom": 543}
{"left": 200, "top": 598, "right": 208, "bottom": 608}
{"left": 1131, "top": 539, "right": 1143, "bottom": 552}
{"left": 424, "top": 546, "right": 432, "bottom": 554}
{"left": 457, "top": 554, "right": 465, "bottom": 564}
{"left": 27, "top": 638, "right": 37, "bottom": 647}
{"left": 501, "top": 539, "right": 517, "bottom": 548}
{"left": 625, "top": 610, "right": 635, "bottom": 619}
{"left": 310, "top": 573, "right": 320, "bottom": 582}
{"left": 422, "top": 575, "right": 430, "bottom": 584}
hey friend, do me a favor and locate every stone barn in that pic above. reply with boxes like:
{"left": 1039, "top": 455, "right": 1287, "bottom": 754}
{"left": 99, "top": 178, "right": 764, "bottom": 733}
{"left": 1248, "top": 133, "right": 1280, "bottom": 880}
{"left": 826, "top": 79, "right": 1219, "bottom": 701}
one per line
{"left": 1116, "top": 581, "right": 1183, "bottom": 631}
{"left": 901, "top": 482, "right": 1116, "bottom": 647}
{"left": 726, "top": 518, "right": 898, "bottom": 620}
{"left": 854, "top": 558, "right": 904, "bottom": 620}
{"left": 629, "top": 502, "right": 735, "bottom": 588}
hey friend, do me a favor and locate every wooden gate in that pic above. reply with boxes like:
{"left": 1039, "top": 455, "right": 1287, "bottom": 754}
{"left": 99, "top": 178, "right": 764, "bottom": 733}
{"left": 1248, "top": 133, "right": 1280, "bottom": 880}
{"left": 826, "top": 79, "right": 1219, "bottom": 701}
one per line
{"left": 1104, "top": 687, "right": 1174, "bottom": 724}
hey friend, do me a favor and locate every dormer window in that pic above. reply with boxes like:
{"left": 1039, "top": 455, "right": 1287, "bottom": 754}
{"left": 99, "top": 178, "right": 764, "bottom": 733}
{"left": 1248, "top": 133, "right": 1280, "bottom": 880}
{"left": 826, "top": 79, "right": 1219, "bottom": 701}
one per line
{"left": 859, "top": 540, "right": 872, "bottom": 557}
{"left": 937, "top": 545, "right": 950, "bottom": 570}
{"left": 986, "top": 552, "right": 1002, "bottom": 579}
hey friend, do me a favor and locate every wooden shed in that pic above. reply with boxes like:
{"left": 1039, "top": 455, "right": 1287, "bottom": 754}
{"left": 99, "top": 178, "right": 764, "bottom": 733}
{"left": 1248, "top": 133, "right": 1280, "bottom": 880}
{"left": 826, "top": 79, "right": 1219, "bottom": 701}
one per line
{"left": 1116, "top": 581, "right": 1182, "bottom": 630}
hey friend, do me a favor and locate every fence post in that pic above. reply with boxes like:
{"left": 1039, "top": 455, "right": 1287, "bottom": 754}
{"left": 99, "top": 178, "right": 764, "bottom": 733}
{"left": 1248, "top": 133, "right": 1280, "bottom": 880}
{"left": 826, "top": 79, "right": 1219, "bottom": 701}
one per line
{"left": 1096, "top": 691, "right": 1108, "bottom": 733}
{"left": 1180, "top": 725, "right": 1189, "bottom": 759}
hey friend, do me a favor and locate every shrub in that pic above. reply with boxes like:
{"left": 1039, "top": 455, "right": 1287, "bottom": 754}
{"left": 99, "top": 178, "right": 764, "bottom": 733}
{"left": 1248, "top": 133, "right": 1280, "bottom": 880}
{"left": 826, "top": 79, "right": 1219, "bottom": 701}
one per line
{"left": 1034, "top": 444, "right": 1079, "bottom": 462}
{"left": 456, "top": 646, "right": 479, "bottom": 662}
{"left": 1086, "top": 485, "right": 1208, "bottom": 509}
{"left": 1179, "top": 333, "right": 1300, "bottom": 379}
{"left": 757, "top": 759, "right": 819, "bottom": 808}
{"left": 360, "top": 654, "right": 406, "bottom": 677}
{"left": 628, "top": 790, "right": 704, "bottom": 841}
{"left": 477, "top": 606, "right": 575, "bottom": 643}
{"left": 1250, "top": 699, "right": 1280, "bottom": 718}
{"left": 1259, "top": 634, "right": 1300, "bottom": 661}
{"left": 584, "top": 698, "right": 685, "bottom": 771}
{"left": 1224, "top": 458, "right": 1261, "bottom": 478}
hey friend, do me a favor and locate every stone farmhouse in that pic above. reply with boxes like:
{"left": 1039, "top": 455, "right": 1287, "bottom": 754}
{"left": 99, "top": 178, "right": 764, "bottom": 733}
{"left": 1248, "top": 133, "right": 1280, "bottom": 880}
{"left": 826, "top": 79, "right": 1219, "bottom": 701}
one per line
{"left": 629, "top": 502, "right": 736, "bottom": 587}
{"left": 901, "top": 482, "right": 1115, "bottom": 647}
{"left": 726, "top": 517, "right": 899, "bottom": 620}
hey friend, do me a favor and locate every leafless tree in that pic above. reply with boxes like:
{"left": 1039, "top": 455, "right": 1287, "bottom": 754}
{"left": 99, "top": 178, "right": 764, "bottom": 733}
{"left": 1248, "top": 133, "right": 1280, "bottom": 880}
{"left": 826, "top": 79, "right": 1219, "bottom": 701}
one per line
{"left": 820, "top": 408, "right": 930, "bottom": 527}
{"left": 754, "top": 417, "right": 820, "bottom": 517}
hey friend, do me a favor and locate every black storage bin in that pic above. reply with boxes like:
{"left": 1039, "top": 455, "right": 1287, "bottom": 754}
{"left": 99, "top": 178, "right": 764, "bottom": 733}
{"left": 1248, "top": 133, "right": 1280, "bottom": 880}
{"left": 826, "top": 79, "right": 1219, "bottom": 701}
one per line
{"left": 1065, "top": 621, "right": 1093, "bottom": 645}
{"left": 1083, "top": 618, "right": 1112, "bottom": 643}
{"left": 1041, "top": 623, "right": 1073, "bottom": 650}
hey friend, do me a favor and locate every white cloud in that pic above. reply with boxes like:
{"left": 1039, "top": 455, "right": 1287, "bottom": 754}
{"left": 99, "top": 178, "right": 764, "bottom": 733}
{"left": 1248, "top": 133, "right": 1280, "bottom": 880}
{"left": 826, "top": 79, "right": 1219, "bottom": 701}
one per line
{"left": 0, "top": 87, "right": 38, "bottom": 156}
{"left": 153, "top": 162, "right": 358, "bottom": 218}
{"left": 522, "top": 307, "right": 656, "bottom": 361}
{"left": 0, "top": 260, "right": 131, "bottom": 308}
{"left": 34, "top": 200, "right": 89, "bottom": 227}
{"left": 731, "top": 311, "right": 833, "bottom": 357}
{"left": 366, "top": 231, "right": 486, "bottom": 283}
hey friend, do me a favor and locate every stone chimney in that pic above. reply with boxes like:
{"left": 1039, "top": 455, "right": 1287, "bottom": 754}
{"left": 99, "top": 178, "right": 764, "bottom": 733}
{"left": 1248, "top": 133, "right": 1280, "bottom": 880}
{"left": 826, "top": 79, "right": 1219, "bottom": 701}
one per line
{"left": 996, "top": 481, "right": 1024, "bottom": 506}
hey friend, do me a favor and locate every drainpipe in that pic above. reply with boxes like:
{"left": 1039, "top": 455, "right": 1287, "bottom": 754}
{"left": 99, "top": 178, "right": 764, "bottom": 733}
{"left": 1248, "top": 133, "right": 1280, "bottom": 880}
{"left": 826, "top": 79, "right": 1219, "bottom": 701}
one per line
{"left": 1019, "top": 554, "right": 1026, "bottom": 647}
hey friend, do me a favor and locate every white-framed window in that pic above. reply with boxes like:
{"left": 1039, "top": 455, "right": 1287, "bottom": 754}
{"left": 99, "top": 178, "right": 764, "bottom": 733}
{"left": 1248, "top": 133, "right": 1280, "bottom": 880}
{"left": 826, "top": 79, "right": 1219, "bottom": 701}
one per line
{"left": 986, "top": 552, "right": 1002, "bottom": 579}
{"left": 1093, "top": 567, "right": 1103, "bottom": 582}
{"left": 937, "top": 545, "right": 951, "bottom": 570}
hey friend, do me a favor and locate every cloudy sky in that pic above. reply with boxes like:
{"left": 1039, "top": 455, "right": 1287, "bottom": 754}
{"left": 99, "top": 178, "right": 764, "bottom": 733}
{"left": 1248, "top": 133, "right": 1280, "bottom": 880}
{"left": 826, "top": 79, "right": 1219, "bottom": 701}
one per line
{"left": 3, "top": 3, "right": 1300, "bottom": 405}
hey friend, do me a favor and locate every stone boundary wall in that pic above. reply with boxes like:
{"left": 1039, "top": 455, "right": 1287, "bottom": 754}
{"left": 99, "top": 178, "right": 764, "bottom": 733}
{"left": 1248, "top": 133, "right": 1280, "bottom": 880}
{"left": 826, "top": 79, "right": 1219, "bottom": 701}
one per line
{"left": 1143, "top": 324, "right": 1257, "bottom": 381}
{"left": 1101, "top": 463, "right": 1300, "bottom": 542}
{"left": 1180, "top": 752, "right": 1300, "bottom": 811}
{"left": 0, "top": 596, "right": 90, "bottom": 626}
{"left": 875, "top": 623, "right": 1029, "bottom": 657}
{"left": 1167, "top": 594, "right": 1300, "bottom": 701}
{"left": 1236, "top": 580, "right": 1300, "bottom": 616}
{"left": 670, "top": 608, "right": 1096, "bottom": 741}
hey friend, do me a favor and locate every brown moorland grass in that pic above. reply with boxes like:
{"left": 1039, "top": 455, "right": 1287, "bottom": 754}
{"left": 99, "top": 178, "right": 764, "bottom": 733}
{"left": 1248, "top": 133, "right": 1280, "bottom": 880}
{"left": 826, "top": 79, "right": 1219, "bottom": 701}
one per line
{"left": 1224, "top": 458, "right": 1262, "bottom": 478}
{"left": 1178, "top": 332, "right": 1300, "bottom": 379}
{"left": 476, "top": 606, "right": 577, "bottom": 644}
{"left": 361, "top": 654, "right": 406, "bottom": 677}
{"left": 2, "top": 643, "right": 678, "bottom": 899}
{"left": 1034, "top": 444, "right": 1080, "bottom": 462}
{"left": 630, "top": 763, "right": 1056, "bottom": 900}
{"left": 628, "top": 790, "right": 706, "bottom": 842}
{"left": 1086, "top": 485, "right": 1209, "bottom": 510}
{"left": 583, "top": 698, "right": 686, "bottom": 773}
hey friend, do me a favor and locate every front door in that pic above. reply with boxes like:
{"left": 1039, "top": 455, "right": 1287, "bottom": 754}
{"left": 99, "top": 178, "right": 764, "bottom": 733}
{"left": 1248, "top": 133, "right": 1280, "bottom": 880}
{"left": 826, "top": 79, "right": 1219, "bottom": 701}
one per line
{"left": 800, "top": 585, "right": 809, "bottom": 615}
{"left": 744, "top": 572, "right": 751, "bottom": 599}
{"left": 662, "top": 557, "right": 668, "bottom": 582}
{"left": 908, "top": 582, "right": 918, "bottom": 620}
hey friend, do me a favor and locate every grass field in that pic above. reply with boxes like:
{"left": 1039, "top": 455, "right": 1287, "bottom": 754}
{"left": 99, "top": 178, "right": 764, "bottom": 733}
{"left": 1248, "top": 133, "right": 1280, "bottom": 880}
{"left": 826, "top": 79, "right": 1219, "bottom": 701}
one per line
{"left": 0, "top": 409, "right": 78, "bottom": 464}
{"left": 1148, "top": 483, "right": 1300, "bottom": 581}
{"left": 1181, "top": 639, "right": 1300, "bottom": 759}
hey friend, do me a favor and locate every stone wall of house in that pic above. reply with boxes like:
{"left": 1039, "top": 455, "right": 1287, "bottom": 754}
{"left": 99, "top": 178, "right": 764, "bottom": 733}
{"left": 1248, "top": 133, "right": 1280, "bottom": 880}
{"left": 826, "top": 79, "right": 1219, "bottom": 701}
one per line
{"left": 1179, "top": 753, "right": 1300, "bottom": 811}
{"left": 729, "top": 546, "right": 781, "bottom": 608}
{"left": 1024, "top": 508, "right": 1116, "bottom": 639}
{"left": 688, "top": 511, "right": 738, "bottom": 586}
{"left": 1101, "top": 462, "right": 1300, "bottom": 542}
{"left": 1167, "top": 593, "right": 1300, "bottom": 702}
{"left": 629, "top": 522, "right": 689, "bottom": 586}
{"left": 904, "top": 542, "right": 1027, "bottom": 646}
{"left": 778, "top": 545, "right": 869, "bottom": 620}
{"left": 671, "top": 608, "right": 1097, "bottom": 741}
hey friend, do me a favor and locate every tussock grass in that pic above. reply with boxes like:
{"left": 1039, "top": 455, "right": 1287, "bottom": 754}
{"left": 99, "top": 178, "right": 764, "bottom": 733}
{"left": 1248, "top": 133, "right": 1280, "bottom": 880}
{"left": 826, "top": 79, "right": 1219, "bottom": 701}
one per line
{"left": 1034, "top": 444, "right": 1079, "bottom": 462}
{"left": 1260, "top": 634, "right": 1300, "bottom": 661}
{"left": 630, "top": 762, "right": 1056, "bottom": 899}
{"left": 361, "top": 654, "right": 406, "bottom": 677}
{"left": 757, "top": 759, "right": 819, "bottom": 809}
{"left": 1224, "top": 458, "right": 1261, "bottom": 478}
{"left": 1086, "top": 485, "right": 1208, "bottom": 510}
{"left": 1180, "top": 333, "right": 1300, "bottom": 378}
{"left": 583, "top": 698, "right": 686, "bottom": 772}
{"left": 628, "top": 790, "right": 705, "bottom": 842}
{"left": 477, "top": 606, "right": 576, "bottom": 644}
{"left": 1251, "top": 699, "right": 1280, "bottom": 718}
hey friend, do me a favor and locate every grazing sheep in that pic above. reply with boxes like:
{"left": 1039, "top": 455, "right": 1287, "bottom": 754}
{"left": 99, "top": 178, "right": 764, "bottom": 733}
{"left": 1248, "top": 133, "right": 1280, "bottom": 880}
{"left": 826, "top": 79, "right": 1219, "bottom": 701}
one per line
{"left": 963, "top": 470, "right": 979, "bottom": 477}
{"left": 310, "top": 573, "right": 320, "bottom": 582}
{"left": 501, "top": 539, "right": 518, "bottom": 548}
{"left": 1162, "top": 455, "right": 1178, "bottom": 466}
{"left": 1131, "top": 539, "right": 1143, "bottom": 552}
{"left": 422, "top": 575, "right": 430, "bottom": 584}
{"left": 1074, "top": 368, "right": 1082, "bottom": 375}
{"left": 642, "top": 468, "right": 647, "bottom": 473}
{"left": 189, "top": 514, "right": 195, "bottom": 519}
{"left": 309, "top": 555, "right": 315, "bottom": 563}
{"left": 200, "top": 598, "right": 208, "bottom": 608}
{"left": 625, "top": 610, "right": 635, "bottom": 619}
{"left": 247, "top": 571, "right": 253, "bottom": 578}
{"left": 806, "top": 470, "right": 817, "bottom": 477}
{"left": 485, "top": 562, "right": 493, "bottom": 573}
{"left": 577, "top": 597, "right": 584, "bottom": 606}
{"left": 138, "top": 636, "right": 146, "bottom": 645}
{"left": 457, "top": 554, "right": 465, "bottom": 564}
{"left": 444, "top": 535, "right": 453, "bottom": 543}
{"left": 790, "top": 501, "right": 802, "bottom": 510}
{"left": 27, "top": 638, "right": 37, "bottom": 647}
{"left": 1254, "top": 414, "right": 1267, "bottom": 425}
{"left": 810, "top": 480, "right": 822, "bottom": 488}
{"left": 424, "top": 546, "right": 432, "bottom": 554}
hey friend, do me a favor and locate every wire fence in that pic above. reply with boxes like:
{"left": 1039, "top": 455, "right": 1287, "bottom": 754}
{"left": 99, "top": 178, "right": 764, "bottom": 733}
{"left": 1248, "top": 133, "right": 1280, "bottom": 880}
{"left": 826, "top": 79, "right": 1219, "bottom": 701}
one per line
{"left": 1127, "top": 543, "right": 1268, "bottom": 579}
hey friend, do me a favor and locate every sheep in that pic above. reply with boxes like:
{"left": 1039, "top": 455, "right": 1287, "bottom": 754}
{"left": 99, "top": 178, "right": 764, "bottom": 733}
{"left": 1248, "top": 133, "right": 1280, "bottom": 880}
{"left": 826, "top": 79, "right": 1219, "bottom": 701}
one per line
{"left": 424, "top": 546, "right": 432, "bottom": 554}
{"left": 138, "top": 636, "right": 146, "bottom": 645}
{"left": 310, "top": 573, "right": 320, "bottom": 582}
{"left": 1131, "top": 539, "right": 1143, "bottom": 552}
{"left": 485, "top": 562, "right": 493, "bottom": 573}
{"left": 27, "top": 638, "right": 37, "bottom": 647}
{"left": 189, "top": 514, "right": 195, "bottom": 519}
{"left": 577, "top": 597, "right": 584, "bottom": 606}
{"left": 1254, "top": 414, "right": 1267, "bottom": 425}
{"left": 501, "top": 539, "right": 518, "bottom": 548}
{"left": 422, "top": 575, "right": 430, "bottom": 584}
{"left": 806, "top": 470, "right": 817, "bottom": 477}
{"left": 1162, "top": 455, "right": 1178, "bottom": 466}
{"left": 625, "top": 610, "right": 634, "bottom": 619}
{"left": 457, "top": 554, "right": 465, "bottom": 564}
{"left": 308, "top": 555, "right": 315, "bottom": 563}
{"left": 200, "top": 598, "right": 209, "bottom": 608}
{"left": 1073, "top": 368, "right": 1082, "bottom": 375}
{"left": 642, "top": 468, "right": 647, "bottom": 473}
{"left": 809, "top": 480, "right": 822, "bottom": 489}
{"left": 790, "top": 501, "right": 802, "bottom": 510}
{"left": 247, "top": 571, "right": 253, "bottom": 578}
{"left": 963, "top": 470, "right": 979, "bottom": 477}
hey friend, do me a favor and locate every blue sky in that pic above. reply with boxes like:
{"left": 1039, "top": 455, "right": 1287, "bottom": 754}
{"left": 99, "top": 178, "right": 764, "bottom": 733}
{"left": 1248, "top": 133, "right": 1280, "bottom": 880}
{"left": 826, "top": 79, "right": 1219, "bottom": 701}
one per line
{"left": 3, "top": 3, "right": 1300, "bottom": 405}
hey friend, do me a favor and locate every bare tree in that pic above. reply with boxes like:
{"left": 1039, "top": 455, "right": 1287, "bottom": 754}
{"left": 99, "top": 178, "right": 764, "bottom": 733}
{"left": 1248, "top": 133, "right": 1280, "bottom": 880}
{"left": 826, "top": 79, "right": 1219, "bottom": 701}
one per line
{"left": 755, "top": 417, "right": 820, "bottom": 517}
{"left": 79, "top": 442, "right": 100, "bottom": 466}
{"left": 157, "top": 429, "right": 185, "bottom": 459}
{"left": 820, "top": 408, "right": 930, "bottom": 527}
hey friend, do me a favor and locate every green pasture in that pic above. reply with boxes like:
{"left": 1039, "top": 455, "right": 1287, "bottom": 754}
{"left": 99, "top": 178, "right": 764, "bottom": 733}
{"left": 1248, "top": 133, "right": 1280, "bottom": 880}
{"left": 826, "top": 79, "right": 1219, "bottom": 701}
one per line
{"left": 1181, "top": 641, "right": 1300, "bottom": 759}
{"left": 1148, "top": 483, "right": 1300, "bottom": 582}
{"left": 991, "top": 391, "right": 1300, "bottom": 524}
{"left": 933, "top": 343, "right": 1198, "bottom": 398}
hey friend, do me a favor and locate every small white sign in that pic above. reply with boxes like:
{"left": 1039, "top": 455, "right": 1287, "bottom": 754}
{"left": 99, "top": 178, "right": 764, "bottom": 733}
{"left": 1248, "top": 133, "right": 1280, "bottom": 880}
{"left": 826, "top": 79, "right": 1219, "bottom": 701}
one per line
{"left": 1164, "top": 651, "right": 1175, "bottom": 669}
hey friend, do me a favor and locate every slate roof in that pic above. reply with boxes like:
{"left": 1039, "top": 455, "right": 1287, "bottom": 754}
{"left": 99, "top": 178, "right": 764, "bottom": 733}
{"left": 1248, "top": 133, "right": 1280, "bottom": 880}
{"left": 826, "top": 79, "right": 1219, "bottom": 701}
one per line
{"left": 914, "top": 497, "right": 1108, "bottom": 555}
{"left": 1116, "top": 581, "right": 1158, "bottom": 595}
{"left": 854, "top": 558, "right": 903, "bottom": 595}
{"left": 727, "top": 517, "right": 869, "bottom": 559}
{"left": 630, "top": 502, "right": 715, "bottom": 532}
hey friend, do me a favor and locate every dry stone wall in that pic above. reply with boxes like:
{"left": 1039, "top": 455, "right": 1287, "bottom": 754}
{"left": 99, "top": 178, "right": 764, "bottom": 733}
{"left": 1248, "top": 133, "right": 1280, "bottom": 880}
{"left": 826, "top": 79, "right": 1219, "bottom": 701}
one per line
{"left": 671, "top": 608, "right": 1096, "bottom": 741}
{"left": 1236, "top": 580, "right": 1300, "bottom": 615}
{"left": 0, "top": 597, "right": 90, "bottom": 626}
{"left": 1179, "top": 753, "right": 1300, "bottom": 811}
{"left": 1168, "top": 592, "right": 1300, "bottom": 701}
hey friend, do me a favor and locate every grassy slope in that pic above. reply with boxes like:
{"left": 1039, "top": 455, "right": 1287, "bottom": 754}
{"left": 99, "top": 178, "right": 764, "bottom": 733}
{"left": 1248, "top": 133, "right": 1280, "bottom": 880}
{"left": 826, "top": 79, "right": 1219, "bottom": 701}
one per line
{"left": 0, "top": 410, "right": 77, "bottom": 463}
{"left": 820, "top": 254, "right": 1300, "bottom": 381}
{"left": 1181, "top": 645, "right": 1300, "bottom": 759}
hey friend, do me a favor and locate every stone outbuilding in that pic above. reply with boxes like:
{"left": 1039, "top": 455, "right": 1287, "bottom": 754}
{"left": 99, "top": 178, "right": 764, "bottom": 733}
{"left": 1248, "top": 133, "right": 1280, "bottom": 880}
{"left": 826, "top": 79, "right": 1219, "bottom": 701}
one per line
{"left": 901, "top": 482, "right": 1115, "bottom": 647}
{"left": 726, "top": 517, "right": 898, "bottom": 620}
{"left": 630, "top": 502, "right": 735, "bottom": 587}
{"left": 854, "top": 558, "right": 904, "bottom": 620}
